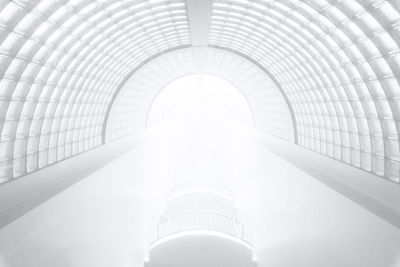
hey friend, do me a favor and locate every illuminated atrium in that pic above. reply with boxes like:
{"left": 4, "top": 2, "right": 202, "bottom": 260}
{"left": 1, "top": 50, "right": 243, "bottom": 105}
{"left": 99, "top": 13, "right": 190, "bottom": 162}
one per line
{"left": 0, "top": 0, "right": 400, "bottom": 266}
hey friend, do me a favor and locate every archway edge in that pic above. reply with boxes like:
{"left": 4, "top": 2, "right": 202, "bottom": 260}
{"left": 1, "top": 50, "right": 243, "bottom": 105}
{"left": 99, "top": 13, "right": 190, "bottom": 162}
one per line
{"left": 102, "top": 46, "right": 297, "bottom": 144}
{"left": 144, "top": 73, "right": 257, "bottom": 129}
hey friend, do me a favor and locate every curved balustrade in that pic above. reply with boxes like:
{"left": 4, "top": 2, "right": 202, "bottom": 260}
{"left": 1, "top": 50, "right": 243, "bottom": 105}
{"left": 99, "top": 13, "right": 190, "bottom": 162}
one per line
{"left": 157, "top": 211, "right": 244, "bottom": 240}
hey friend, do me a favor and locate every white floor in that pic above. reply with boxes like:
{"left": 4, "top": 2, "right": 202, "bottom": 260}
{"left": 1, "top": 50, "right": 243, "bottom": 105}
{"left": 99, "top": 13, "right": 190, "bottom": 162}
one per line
{"left": 0, "top": 129, "right": 399, "bottom": 267}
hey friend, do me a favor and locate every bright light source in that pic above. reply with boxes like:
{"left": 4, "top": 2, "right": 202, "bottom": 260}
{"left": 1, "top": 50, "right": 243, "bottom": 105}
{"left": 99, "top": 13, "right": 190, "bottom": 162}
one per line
{"left": 145, "top": 74, "right": 255, "bottom": 185}
{"left": 147, "top": 74, "right": 254, "bottom": 132}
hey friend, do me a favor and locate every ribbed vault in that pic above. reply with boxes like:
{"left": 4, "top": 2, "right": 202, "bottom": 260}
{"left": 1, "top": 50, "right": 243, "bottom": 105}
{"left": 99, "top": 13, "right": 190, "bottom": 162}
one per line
{"left": 106, "top": 47, "right": 295, "bottom": 142}
{"left": 0, "top": 0, "right": 399, "bottom": 185}
{"left": 209, "top": 0, "right": 400, "bottom": 182}
{"left": 0, "top": 0, "right": 190, "bottom": 183}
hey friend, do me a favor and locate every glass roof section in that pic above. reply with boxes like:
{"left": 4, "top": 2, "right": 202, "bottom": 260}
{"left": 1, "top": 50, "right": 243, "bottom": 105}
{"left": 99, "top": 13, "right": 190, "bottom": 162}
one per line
{"left": 106, "top": 47, "right": 294, "bottom": 142}
{"left": 0, "top": 0, "right": 399, "bottom": 186}
{"left": 0, "top": 0, "right": 190, "bottom": 184}
{"left": 209, "top": 0, "right": 400, "bottom": 183}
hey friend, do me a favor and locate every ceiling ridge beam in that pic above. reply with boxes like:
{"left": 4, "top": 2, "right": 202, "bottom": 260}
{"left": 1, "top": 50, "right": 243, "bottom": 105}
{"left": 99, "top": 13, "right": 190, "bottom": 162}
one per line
{"left": 186, "top": 0, "right": 213, "bottom": 46}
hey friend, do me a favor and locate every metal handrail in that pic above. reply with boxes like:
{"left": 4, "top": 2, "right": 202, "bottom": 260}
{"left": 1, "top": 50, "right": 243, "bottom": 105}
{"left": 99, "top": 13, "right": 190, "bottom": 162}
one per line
{"left": 157, "top": 210, "right": 244, "bottom": 240}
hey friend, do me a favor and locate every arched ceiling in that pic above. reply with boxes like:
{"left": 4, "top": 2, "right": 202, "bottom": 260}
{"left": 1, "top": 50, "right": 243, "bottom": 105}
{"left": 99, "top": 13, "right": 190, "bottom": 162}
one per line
{"left": 0, "top": 0, "right": 190, "bottom": 183}
{"left": 106, "top": 47, "right": 295, "bottom": 143}
{"left": 0, "top": 0, "right": 399, "bottom": 185}
{"left": 208, "top": 0, "right": 400, "bottom": 183}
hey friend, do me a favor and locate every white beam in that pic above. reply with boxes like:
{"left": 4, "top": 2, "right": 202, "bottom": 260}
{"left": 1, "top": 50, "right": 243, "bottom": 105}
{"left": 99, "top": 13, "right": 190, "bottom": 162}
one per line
{"left": 186, "top": 0, "right": 213, "bottom": 46}
{"left": 250, "top": 131, "right": 400, "bottom": 229}
{"left": 0, "top": 132, "right": 151, "bottom": 229}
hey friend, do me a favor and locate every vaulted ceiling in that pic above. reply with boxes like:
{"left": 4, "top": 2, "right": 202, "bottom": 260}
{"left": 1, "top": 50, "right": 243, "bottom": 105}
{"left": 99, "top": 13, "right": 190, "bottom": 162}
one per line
{"left": 0, "top": 0, "right": 399, "bottom": 186}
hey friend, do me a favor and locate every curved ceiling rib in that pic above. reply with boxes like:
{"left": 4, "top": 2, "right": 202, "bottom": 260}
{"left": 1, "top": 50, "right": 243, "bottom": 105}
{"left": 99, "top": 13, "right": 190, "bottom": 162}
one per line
{"left": 0, "top": 0, "right": 190, "bottom": 183}
{"left": 105, "top": 47, "right": 295, "bottom": 142}
{"left": 208, "top": 0, "right": 400, "bottom": 183}
{"left": 0, "top": 0, "right": 399, "bottom": 186}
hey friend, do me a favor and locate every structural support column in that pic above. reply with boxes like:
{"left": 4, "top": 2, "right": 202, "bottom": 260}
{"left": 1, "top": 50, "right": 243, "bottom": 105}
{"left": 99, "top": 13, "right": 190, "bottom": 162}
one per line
{"left": 185, "top": 0, "right": 213, "bottom": 46}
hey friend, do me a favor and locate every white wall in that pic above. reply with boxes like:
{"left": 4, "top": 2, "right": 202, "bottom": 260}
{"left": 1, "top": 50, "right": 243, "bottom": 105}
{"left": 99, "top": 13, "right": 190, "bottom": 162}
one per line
{"left": 0, "top": 130, "right": 399, "bottom": 267}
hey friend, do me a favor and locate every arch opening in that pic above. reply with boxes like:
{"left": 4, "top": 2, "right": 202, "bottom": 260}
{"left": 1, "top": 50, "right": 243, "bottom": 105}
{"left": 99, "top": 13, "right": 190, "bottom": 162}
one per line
{"left": 147, "top": 74, "right": 255, "bottom": 134}
{"left": 106, "top": 47, "right": 295, "bottom": 143}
